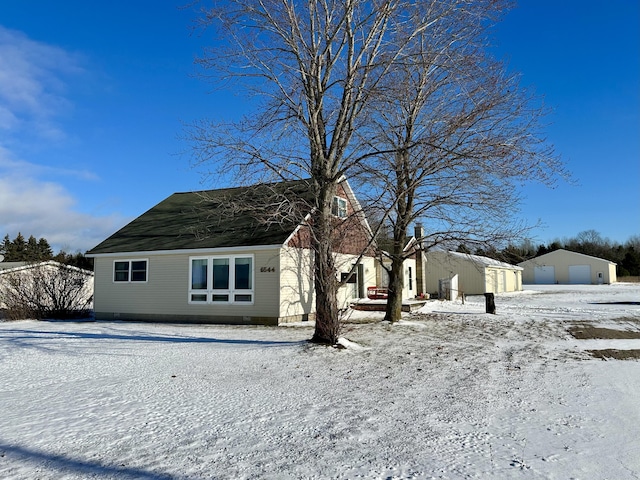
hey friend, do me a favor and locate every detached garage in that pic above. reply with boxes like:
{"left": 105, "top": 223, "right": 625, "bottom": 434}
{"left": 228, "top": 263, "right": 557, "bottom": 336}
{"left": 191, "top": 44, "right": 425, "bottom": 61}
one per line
{"left": 424, "top": 251, "right": 523, "bottom": 296}
{"left": 518, "top": 249, "right": 617, "bottom": 285}
{"left": 534, "top": 265, "right": 555, "bottom": 284}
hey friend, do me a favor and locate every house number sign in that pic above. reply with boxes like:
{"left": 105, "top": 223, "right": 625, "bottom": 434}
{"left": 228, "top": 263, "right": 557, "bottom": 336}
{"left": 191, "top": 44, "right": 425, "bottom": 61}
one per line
{"left": 260, "top": 266, "right": 276, "bottom": 273}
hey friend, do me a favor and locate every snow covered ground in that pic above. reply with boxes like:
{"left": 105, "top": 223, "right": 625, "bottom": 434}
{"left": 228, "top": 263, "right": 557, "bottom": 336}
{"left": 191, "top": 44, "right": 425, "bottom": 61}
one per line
{"left": 0, "top": 283, "right": 639, "bottom": 479}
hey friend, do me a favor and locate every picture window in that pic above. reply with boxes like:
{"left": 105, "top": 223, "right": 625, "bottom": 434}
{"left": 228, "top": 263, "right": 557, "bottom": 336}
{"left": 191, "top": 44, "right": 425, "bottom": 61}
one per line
{"left": 189, "top": 255, "right": 254, "bottom": 304}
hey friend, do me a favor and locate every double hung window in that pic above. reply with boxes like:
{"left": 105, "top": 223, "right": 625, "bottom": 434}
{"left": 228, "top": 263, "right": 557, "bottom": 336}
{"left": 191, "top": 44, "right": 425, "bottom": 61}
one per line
{"left": 189, "top": 255, "right": 254, "bottom": 304}
{"left": 332, "top": 196, "right": 348, "bottom": 219}
{"left": 114, "top": 260, "right": 148, "bottom": 282}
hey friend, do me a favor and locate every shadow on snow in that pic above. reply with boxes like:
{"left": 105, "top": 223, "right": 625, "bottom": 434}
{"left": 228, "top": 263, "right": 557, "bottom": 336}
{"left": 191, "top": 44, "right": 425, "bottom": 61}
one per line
{"left": 0, "top": 327, "right": 306, "bottom": 348}
{"left": 0, "top": 442, "right": 177, "bottom": 480}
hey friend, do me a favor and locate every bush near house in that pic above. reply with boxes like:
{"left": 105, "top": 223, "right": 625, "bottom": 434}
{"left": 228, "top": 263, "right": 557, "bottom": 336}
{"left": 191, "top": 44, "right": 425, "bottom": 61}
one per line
{"left": 0, "top": 262, "right": 93, "bottom": 321}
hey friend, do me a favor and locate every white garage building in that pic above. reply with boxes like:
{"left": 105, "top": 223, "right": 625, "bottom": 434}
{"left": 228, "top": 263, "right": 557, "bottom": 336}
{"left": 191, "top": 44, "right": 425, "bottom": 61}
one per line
{"left": 518, "top": 249, "right": 617, "bottom": 285}
{"left": 424, "top": 251, "right": 523, "bottom": 297}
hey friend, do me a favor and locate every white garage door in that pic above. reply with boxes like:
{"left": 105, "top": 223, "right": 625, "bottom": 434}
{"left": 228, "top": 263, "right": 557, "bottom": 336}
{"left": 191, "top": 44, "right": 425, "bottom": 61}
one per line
{"left": 534, "top": 266, "right": 555, "bottom": 284}
{"left": 569, "top": 265, "right": 591, "bottom": 284}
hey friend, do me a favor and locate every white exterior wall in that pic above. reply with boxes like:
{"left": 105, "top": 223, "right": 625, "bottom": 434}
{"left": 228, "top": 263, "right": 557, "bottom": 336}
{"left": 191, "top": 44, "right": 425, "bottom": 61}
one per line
{"left": 279, "top": 247, "right": 315, "bottom": 321}
{"left": 93, "top": 248, "right": 283, "bottom": 324}
{"left": 424, "top": 252, "right": 485, "bottom": 296}
{"left": 373, "top": 258, "right": 418, "bottom": 300}
{"left": 279, "top": 248, "right": 379, "bottom": 317}
{"left": 93, "top": 247, "right": 384, "bottom": 325}
{"left": 334, "top": 253, "right": 378, "bottom": 308}
{"left": 403, "top": 258, "right": 418, "bottom": 299}
{"left": 425, "top": 251, "right": 522, "bottom": 296}
{"left": 519, "top": 249, "right": 617, "bottom": 284}
{"left": 485, "top": 267, "right": 522, "bottom": 294}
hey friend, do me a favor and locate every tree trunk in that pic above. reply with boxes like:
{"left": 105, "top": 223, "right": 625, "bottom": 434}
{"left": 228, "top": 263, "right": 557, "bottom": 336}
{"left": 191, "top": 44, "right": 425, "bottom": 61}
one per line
{"left": 312, "top": 244, "right": 340, "bottom": 344}
{"left": 311, "top": 182, "right": 340, "bottom": 344}
{"left": 384, "top": 257, "right": 404, "bottom": 322}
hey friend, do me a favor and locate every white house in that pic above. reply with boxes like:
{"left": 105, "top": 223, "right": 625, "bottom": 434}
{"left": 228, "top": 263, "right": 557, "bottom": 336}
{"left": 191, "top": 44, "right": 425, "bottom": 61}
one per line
{"left": 87, "top": 178, "right": 412, "bottom": 325}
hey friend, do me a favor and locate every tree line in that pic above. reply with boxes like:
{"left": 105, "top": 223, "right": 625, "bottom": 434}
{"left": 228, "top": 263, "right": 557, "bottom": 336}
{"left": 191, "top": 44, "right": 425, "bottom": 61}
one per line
{"left": 1, "top": 233, "right": 93, "bottom": 271}
{"left": 461, "top": 230, "right": 640, "bottom": 277}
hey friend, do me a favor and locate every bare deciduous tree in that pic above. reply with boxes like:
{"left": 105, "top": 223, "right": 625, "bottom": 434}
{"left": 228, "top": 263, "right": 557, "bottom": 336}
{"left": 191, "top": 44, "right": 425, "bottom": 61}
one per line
{"left": 1, "top": 262, "right": 93, "bottom": 320}
{"left": 353, "top": 0, "right": 568, "bottom": 321}
{"left": 189, "top": 0, "right": 423, "bottom": 343}
{"left": 189, "top": 0, "right": 568, "bottom": 331}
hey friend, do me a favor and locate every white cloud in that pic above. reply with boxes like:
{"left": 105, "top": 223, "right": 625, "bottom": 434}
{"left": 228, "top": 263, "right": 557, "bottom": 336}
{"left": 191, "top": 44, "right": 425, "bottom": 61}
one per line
{"left": 0, "top": 28, "right": 125, "bottom": 253}
{"left": 0, "top": 25, "right": 82, "bottom": 139}
{"left": 0, "top": 172, "right": 128, "bottom": 253}
{"left": 0, "top": 148, "right": 99, "bottom": 182}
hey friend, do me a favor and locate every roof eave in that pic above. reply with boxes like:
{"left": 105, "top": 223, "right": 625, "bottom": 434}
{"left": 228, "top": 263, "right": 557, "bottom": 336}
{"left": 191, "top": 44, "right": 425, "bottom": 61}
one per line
{"left": 86, "top": 243, "right": 286, "bottom": 258}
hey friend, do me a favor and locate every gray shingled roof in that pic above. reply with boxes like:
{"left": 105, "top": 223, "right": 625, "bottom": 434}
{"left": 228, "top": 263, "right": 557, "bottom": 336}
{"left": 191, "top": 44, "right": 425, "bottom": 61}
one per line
{"left": 435, "top": 250, "right": 523, "bottom": 270}
{"left": 87, "top": 179, "right": 314, "bottom": 255}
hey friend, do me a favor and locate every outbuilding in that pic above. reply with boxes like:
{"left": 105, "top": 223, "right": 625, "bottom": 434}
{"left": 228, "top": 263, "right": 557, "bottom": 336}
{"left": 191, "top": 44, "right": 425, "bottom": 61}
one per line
{"left": 424, "top": 250, "right": 523, "bottom": 297}
{"left": 518, "top": 249, "right": 617, "bottom": 284}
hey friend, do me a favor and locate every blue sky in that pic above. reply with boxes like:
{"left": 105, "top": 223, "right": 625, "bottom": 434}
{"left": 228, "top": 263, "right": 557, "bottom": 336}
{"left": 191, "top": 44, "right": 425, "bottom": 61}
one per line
{"left": 0, "top": 1, "right": 638, "bottom": 253}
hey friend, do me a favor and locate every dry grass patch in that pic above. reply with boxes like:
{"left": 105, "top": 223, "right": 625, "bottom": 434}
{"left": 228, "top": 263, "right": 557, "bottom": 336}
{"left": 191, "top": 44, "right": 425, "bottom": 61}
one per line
{"left": 569, "top": 319, "right": 640, "bottom": 361}
{"left": 587, "top": 349, "right": 640, "bottom": 361}
{"left": 617, "top": 276, "right": 640, "bottom": 283}
{"left": 568, "top": 326, "right": 640, "bottom": 340}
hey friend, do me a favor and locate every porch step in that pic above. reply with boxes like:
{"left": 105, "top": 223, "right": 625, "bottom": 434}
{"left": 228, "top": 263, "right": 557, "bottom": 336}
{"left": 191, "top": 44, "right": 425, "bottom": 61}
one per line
{"left": 350, "top": 299, "right": 428, "bottom": 313}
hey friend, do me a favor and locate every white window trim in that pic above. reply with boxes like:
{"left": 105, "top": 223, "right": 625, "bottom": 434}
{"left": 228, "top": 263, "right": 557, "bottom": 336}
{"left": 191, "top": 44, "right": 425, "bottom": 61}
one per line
{"left": 332, "top": 196, "right": 348, "bottom": 219}
{"left": 188, "top": 254, "right": 255, "bottom": 305}
{"left": 113, "top": 259, "right": 148, "bottom": 283}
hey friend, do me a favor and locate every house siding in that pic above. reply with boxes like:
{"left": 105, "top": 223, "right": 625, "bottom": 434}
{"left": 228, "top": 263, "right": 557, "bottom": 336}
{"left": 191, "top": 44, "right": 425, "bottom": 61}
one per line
{"left": 485, "top": 267, "right": 522, "bottom": 294}
{"left": 376, "top": 258, "right": 418, "bottom": 300}
{"left": 425, "top": 251, "right": 522, "bottom": 296}
{"left": 287, "top": 181, "right": 374, "bottom": 258}
{"left": 89, "top": 177, "right": 385, "bottom": 326}
{"left": 279, "top": 247, "right": 315, "bottom": 322}
{"left": 334, "top": 253, "right": 378, "bottom": 307}
{"left": 93, "top": 248, "right": 283, "bottom": 325}
{"left": 279, "top": 248, "right": 379, "bottom": 318}
{"left": 424, "top": 252, "right": 483, "bottom": 296}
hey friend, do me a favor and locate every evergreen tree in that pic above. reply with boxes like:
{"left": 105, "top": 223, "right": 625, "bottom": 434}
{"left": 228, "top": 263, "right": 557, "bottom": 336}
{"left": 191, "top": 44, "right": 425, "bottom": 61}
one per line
{"left": 37, "top": 238, "right": 53, "bottom": 260}
{"left": 1, "top": 234, "right": 10, "bottom": 258}
{"left": 1, "top": 233, "right": 54, "bottom": 262}
{"left": 621, "top": 248, "right": 640, "bottom": 277}
{"left": 27, "top": 235, "right": 39, "bottom": 260}
{"left": 12, "top": 233, "right": 27, "bottom": 261}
